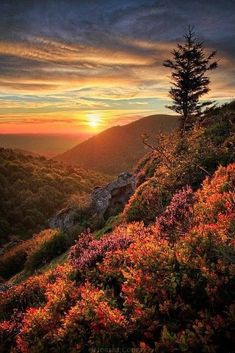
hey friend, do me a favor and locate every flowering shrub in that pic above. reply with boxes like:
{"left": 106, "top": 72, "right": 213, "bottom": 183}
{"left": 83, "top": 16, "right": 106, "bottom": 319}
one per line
{"left": 0, "top": 275, "right": 47, "bottom": 322}
{"left": 69, "top": 226, "right": 133, "bottom": 272}
{"left": 0, "top": 164, "right": 234, "bottom": 353}
{"left": 57, "top": 282, "right": 127, "bottom": 350}
{"left": 194, "top": 163, "right": 235, "bottom": 224}
{"left": 155, "top": 186, "right": 195, "bottom": 242}
{"left": 16, "top": 277, "right": 79, "bottom": 353}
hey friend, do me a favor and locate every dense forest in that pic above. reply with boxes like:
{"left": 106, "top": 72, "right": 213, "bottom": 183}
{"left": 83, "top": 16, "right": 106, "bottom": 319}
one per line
{"left": 0, "top": 101, "right": 234, "bottom": 353}
{"left": 0, "top": 149, "right": 108, "bottom": 245}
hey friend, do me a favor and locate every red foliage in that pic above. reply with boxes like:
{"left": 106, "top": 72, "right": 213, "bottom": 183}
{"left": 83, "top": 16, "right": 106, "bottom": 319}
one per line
{"left": 1, "top": 164, "right": 235, "bottom": 352}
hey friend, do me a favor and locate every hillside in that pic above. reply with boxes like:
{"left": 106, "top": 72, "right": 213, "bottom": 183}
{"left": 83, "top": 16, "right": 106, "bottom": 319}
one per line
{"left": 0, "top": 103, "right": 235, "bottom": 353}
{"left": 56, "top": 114, "right": 178, "bottom": 175}
{"left": 0, "top": 148, "right": 109, "bottom": 246}
{"left": 0, "top": 99, "right": 235, "bottom": 351}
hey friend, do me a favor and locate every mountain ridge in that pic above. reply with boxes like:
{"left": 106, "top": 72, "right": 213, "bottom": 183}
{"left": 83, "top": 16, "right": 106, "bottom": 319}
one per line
{"left": 56, "top": 114, "right": 178, "bottom": 175}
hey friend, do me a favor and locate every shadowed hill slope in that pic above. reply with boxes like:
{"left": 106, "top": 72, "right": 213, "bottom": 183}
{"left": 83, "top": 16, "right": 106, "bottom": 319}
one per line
{"left": 0, "top": 148, "right": 109, "bottom": 245}
{"left": 56, "top": 114, "right": 178, "bottom": 175}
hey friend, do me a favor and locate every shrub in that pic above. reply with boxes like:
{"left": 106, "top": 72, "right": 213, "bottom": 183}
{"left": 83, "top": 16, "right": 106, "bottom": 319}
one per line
{"left": 0, "top": 229, "right": 60, "bottom": 279}
{"left": 123, "top": 177, "right": 171, "bottom": 224}
{"left": 69, "top": 227, "right": 133, "bottom": 272}
{"left": 155, "top": 186, "right": 195, "bottom": 243}
{"left": 1, "top": 164, "right": 235, "bottom": 353}
{"left": 0, "top": 275, "right": 47, "bottom": 321}
{"left": 25, "top": 231, "right": 68, "bottom": 271}
{"left": 0, "top": 249, "right": 27, "bottom": 279}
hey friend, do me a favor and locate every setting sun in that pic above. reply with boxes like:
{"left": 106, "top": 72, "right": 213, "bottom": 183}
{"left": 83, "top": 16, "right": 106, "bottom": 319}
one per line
{"left": 87, "top": 113, "right": 101, "bottom": 128}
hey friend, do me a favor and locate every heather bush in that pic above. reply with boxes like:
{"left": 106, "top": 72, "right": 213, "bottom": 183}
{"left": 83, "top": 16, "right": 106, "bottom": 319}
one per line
{"left": 69, "top": 226, "right": 133, "bottom": 272}
{"left": 16, "top": 282, "right": 127, "bottom": 353}
{"left": 0, "top": 164, "right": 234, "bottom": 353}
{"left": 57, "top": 283, "right": 127, "bottom": 350}
{"left": 155, "top": 186, "right": 195, "bottom": 242}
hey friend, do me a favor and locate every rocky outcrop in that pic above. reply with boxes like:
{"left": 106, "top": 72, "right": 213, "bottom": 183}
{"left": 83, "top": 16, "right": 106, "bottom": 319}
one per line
{"left": 49, "top": 172, "right": 136, "bottom": 231}
{"left": 49, "top": 207, "right": 79, "bottom": 231}
{"left": 91, "top": 172, "right": 136, "bottom": 218}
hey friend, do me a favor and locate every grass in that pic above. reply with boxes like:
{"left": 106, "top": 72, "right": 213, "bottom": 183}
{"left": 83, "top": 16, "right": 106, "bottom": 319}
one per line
{"left": 94, "top": 215, "right": 121, "bottom": 238}
{"left": 8, "top": 251, "right": 69, "bottom": 286}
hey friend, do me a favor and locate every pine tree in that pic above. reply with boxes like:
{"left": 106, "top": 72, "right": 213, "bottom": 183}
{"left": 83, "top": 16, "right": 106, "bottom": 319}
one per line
{"left": 163, "top": 26, "right": 218, "bottom": 133}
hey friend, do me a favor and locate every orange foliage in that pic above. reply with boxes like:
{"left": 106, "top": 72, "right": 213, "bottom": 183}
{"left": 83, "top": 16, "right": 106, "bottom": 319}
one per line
{"left": 0, "top": 164, "right": 234, "bottom": 352}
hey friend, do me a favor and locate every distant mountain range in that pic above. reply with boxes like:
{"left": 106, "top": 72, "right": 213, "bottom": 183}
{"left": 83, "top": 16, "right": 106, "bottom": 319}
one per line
{"left": 56, "top": 114, "right": 178, "bottom": 175}
{"left": 0, "top": 133, "right": 90, "bottom": 157}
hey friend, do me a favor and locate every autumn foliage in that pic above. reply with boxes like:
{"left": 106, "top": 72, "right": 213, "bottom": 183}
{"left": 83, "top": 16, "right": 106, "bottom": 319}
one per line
{"left": 0, "top": 162, "right": 234, "bottom": 352}
{"left": 124, "top": 102, "right": 235, "bottom": 225}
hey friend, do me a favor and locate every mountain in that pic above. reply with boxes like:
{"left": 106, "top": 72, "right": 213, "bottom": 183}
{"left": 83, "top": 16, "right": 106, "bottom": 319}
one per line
{"left": 56, "top": 114, "right": 178, "bottom": 175}
{"left": 0, "top": 148, "right": 109, "bottom": 245}
{"left": 1, "top": 103, "right": 235, "bottom": 353}
{"left": 0, "top": 133, "right": 91, "bottom": 157}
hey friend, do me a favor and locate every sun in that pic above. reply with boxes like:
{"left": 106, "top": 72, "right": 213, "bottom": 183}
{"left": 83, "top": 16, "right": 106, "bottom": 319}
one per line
{"left": 87, "top": 113, "right": 101, "bottom": 128}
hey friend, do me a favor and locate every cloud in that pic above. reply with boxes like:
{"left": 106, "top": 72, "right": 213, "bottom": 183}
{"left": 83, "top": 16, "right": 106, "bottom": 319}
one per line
{"left": 0, "top": 0, "right": 234, "bottom": 133}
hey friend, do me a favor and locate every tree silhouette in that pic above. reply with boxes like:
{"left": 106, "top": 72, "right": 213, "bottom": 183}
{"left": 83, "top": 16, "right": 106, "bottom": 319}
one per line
{"left": 163, "top": 26, "right": 218, "bottom": 133}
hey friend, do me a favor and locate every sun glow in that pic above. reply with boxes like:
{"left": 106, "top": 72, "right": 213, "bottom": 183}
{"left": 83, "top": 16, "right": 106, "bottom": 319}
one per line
{"left": 87, "top": 113, "right": 101, "bottom": 128}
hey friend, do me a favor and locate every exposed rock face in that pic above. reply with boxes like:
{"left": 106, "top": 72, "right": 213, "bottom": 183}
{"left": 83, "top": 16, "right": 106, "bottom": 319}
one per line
{"left": 49, "top": 172, "right": 136, "bottom": 231}
{"left": 91, "top": 172, "right": 136, "bottom": 218}
{"left": 49, "top": 207, "right": 79, "bottom": 231}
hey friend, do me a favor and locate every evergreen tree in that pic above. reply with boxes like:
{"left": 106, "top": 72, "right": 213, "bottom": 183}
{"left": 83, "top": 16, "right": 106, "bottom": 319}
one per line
{"left": 163, "top": 26, "right": 218, "bottom": 133}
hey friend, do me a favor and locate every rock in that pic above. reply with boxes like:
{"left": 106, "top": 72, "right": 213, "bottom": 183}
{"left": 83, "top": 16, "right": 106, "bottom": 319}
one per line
{"left": 49, "top": 207, "right": 79, "bottom": 231}
{"left": 91, "top": 172, "right": 136, "bottom": 218}
{"left": 49, "top": 172, "right": 136, "bottom": 231}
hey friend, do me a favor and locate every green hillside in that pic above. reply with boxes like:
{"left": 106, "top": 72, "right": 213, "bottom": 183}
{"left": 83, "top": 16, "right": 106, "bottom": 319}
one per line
{"left": 0, "top": 148, "right": 108, "bottom": 245}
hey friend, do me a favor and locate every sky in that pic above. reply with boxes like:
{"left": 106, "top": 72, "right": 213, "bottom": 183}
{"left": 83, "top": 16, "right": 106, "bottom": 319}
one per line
{"left": 0, "top": 0, "right": 234, "bottom": 134}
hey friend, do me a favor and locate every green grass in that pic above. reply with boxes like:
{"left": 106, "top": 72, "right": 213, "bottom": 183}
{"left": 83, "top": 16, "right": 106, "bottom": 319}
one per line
{"left": 8, "top": 251, "right": 69, "bottom": 286}
{"left": 94, "top": 215, "right": 121, "bottom": 238}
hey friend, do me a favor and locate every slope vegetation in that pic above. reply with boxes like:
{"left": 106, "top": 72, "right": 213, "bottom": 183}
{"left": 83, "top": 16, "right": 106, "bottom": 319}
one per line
{"left": 0, "top": 148, "right": 108, "bottom": 245}
{"left": 0, "top": 164, "right": 234, "bottom": 353}
{"left": 0, "top": 103, "right": 235, "bottom": 353}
